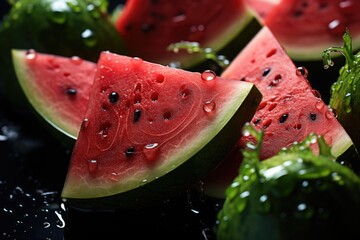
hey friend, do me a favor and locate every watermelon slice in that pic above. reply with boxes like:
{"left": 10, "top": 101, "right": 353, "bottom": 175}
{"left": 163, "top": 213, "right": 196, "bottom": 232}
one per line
{"left": 114, "top": 0, "right": 259, "bottom": 68}
{"left": 202, "top": 26, "right": 354, "bottom": 199}
{"left": 250, "top": 0, "right": 360, "bottom": 60}
{"left": 12, "top": 49, "right": 96, "bottom": 140}
{"left": 264, "top": 0, "right": 360, "bottom": 60}
{"left": 61, "top": 51, "right": 262, "bottom": 209}
{"left": 0, "top": 0, "right": 125, "bottom": 112}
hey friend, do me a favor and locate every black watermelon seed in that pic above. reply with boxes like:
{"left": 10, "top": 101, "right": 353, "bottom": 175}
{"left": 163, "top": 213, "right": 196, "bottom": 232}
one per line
{"left": 125, "top": 147, "right": 135, "bottom": 157}
{"left": 279, "top": 113, "right": 288, "bottom": 123}
{"left": 66, "top": 88, "right": 77, "bottom": 95}
{"left": 253, "top": 118, "right": 261, "bottom": 125}
{"left": 262, "top": 67, "right": 271, "bottom": 77}
{"left": 310, "top": 113, "right": 317, "bottom": 121}
{"left": 109, "top": 92, "right": 119, "bottom": 103}
{"left": 134, "top": 109, "right": 141, "bottom": 122}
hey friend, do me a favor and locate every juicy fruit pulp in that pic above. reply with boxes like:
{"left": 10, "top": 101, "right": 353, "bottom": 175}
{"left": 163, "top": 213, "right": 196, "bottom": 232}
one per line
{"left": 217, "top": 124, "right": 360, "bottom": 240}
{"left": 202, "top": 26, "right": 353, "bottom": 199}
{"left": 262, "top": 0, "right": 360, "bottom": 60}
{"left": 323, "top": 30, "right": 360, "bottom": 153}
{"left": 0, "top": 0, "right": 125, "bottom": 112}
{"left": 114, "top": 0, "right": 256, "bottom": 68}
{"left": 12, "top": 49, "right": 96, "bottom": 140}
{"left": 61, "top": 52, "right": 262, "bottom": 209}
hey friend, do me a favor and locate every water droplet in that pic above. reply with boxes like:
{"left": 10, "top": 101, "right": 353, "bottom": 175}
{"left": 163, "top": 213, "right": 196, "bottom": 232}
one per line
{"left": 328, "top": 19, "right": 346, "bottom": 37}
{"left": 294, "top": 202, "right": 314, "bottom": 219}
{"left": 48, "top": 1, "right": 69, "bottom": 24}
{"left": 81, "top": 118, "right": 89, "bottom": 129}
{"left": 81, "top": 29, "right": 97, "bottom": 47}
{"left": 325, "top": 107, "right": 338, "bottom": 119}
{"left": 144, "top": 143, "right": 160, "bottom": 163}
{"left": 315, "top": 100, "right": 325, "bottom": 110}
{"left": 296, "top": 66, "right": 308, "bottom": 77}
{"left": 344, "top": 92, "right": 352, "bottom": 113}
{"left": 311, "top": 90, "right": 321, "bottom": 99}
{"left": 339, "top": 0, "right": 357, "bottom": 15}
{"left": 131, "top": 57, "right": 143, "bottom": 68}
{"left": 86, "top": 4, "right": 100, "bottom": 18}
{"left": 87, "top": 159, "right": 98, "bottom": 174}
{"left": 70, "top": 56, "right": 83, "bottom": 65}
{"left": 203, "top": 100, "right": 216, "bottom": 112}
{"left": 172, "top": 13, "right": 186, "bottom": 23}
{"left": 201, "top": 70, "right": 216, "bottom": 81}
{"left": 25, "top": 49, "right": 37, "bottom": 60}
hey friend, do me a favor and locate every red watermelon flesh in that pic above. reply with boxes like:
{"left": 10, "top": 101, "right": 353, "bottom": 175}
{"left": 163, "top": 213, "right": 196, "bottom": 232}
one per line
{"left": 114, "top": 0, "right": 254, "bottom": 68}
{"left": 244, "top": 0, "right": 280, "bottom": 19}
{"left": 202, "top": 26, "right": 354, "bottom": 198}
{"left": 12, "top": 49, "right": 96, "bottom": 140}
{"left": 263, "top": 0, "right": 360, "bottom": 60}
{"left": 61, "top": 51, "right": 262, "bottom": 209}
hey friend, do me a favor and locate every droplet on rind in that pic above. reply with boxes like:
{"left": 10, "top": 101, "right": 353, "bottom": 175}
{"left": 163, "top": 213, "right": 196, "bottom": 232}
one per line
{"left": 201, "top": 70, "right": 216, "bottom": 81}
{"left": 48, "top": 1, "right": 69, "bottom": 24}
{"left": 203, "top": 100, "right": 216, "bottom": 112}
{"left": 81, "top": 29, "right": 97, "bottom": 47}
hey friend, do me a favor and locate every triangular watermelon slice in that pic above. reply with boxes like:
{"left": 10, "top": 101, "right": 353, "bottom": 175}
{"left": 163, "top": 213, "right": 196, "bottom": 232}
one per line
{"left": 202, "top": 26, "right": 355, "bottom": 198}
{"left": 12, "top": 49, "right": 96, "bottom": 140}
{"left": 61, "top": 52, "right": 262, "bottom": 209}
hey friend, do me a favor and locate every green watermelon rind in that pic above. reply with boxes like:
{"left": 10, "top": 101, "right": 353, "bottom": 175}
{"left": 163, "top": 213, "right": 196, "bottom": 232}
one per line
{"left": 61, "top": 80, "right": 262, "bottom": 209}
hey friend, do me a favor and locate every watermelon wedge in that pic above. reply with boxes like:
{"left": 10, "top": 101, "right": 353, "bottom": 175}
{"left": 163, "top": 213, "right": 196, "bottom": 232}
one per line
{"left": 261, "top": 0, "right": 360, "bottom": 60}
{"left": 114, "top": 0, "right": 258, "bottom": 68}
{"left": 202, "top": 26, "right": 355, "bottom": 199}
{"left": 12, "top": 49, "right": 96, "bottom": 140}
{"left": 61, "top": 52, "right": 262, "bottom": 209}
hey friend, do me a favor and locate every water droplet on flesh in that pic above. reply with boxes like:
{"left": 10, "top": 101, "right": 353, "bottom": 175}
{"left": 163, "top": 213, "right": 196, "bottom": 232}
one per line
{"left": 203, "top": 100, "right": 216, "bottom": 112}
{"left": 144, "top": 143, "right": 160, "bottom": 163}
{"left": 296, "top": 66, "right": 308, "bottom": 77}
{"left": 25, "top": 49, "right": 37, "bottom": 60}
{"left": 70, "top": 56, "right": 83, "bottom": 65}
{"left": 201, "top": 70, "right": 216, "bottom": 81}
{"left": 315, "top": 100, "right": 325, "bottom": 110}
{"left": 87, "top": 159, "right": 98, "bottom": 174}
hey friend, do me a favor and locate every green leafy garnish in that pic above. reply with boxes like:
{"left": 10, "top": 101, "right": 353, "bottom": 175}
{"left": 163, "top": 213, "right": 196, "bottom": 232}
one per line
{"left": 322, "top": 29, "right": 360, "bottom": 152}
{"left": 167, "top": 41, "right": 230, "bottom": 69}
